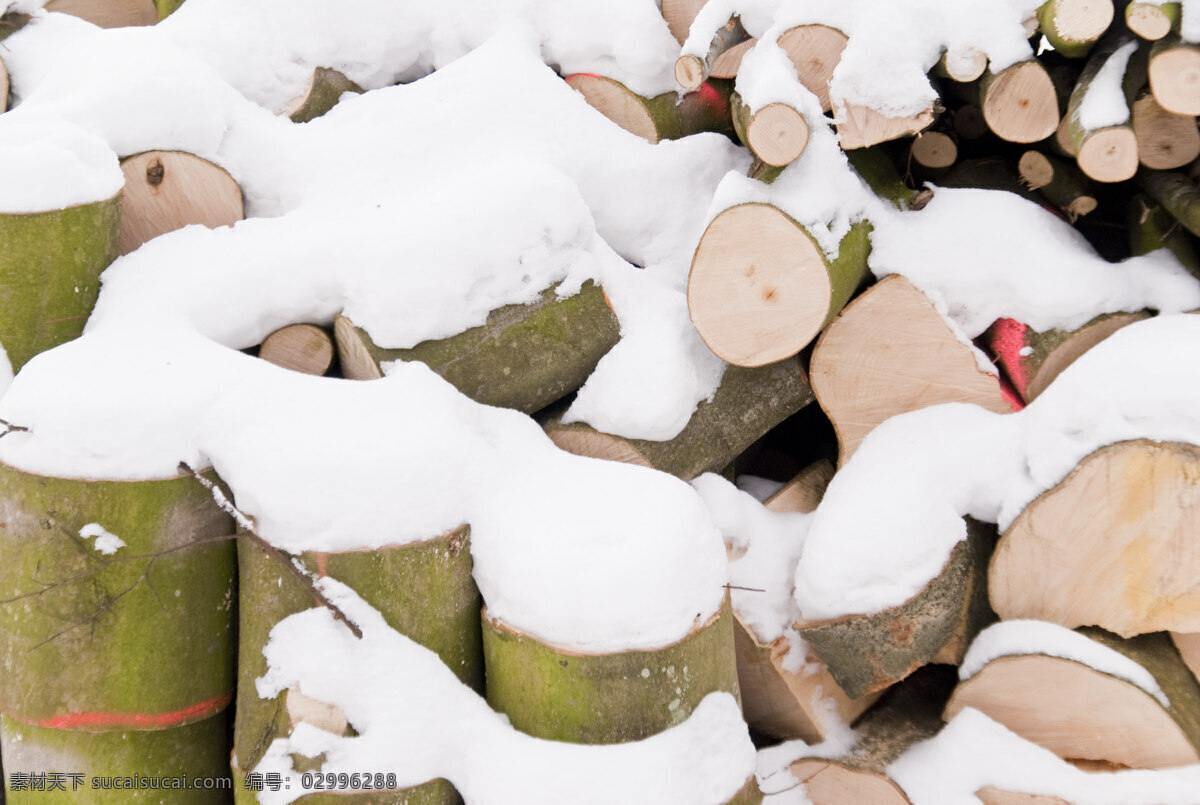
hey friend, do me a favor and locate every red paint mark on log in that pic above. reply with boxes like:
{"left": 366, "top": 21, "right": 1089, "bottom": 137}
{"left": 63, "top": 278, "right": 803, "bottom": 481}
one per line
{"left": 998, "top": 377, "right": 1026, "bottom": 412}
{"left": 988, "top": 317, "right": 1031, "bottom": 401}
{"left": 31, "top": 692, "right": 231, "bottom": 730}
{"left": 698, "top": 81, "right": 728, "bottom": 116}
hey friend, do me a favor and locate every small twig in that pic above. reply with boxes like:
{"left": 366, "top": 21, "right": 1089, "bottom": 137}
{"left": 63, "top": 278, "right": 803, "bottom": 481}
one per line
{"left": 724, "top": 583, "right": 766, "bottom": 593}
{"left": 0, "top": 418, "right": 29, "bottom": 440}
{"left": 178, "top": 462, "right": 363, "bottom": 639}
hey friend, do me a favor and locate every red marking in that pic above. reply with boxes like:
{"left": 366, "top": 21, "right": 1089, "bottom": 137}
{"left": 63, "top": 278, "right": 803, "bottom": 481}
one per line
{"left": 697, "top": 82, "right": 729, "bottom": 116}
{"left": 564, "top": 73, "right": 603, "bottom": 85}
{"left": 31, "top": 692, "right": 231, "bottom": 730}
{"left": 987, "top": 317, "right": 1031, "bottom": 401}
{"left": 998, "top": 376, "right": 1026, "bottom": 412}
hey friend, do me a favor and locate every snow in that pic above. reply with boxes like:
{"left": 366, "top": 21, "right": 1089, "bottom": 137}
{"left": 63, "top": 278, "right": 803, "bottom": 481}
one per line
{"left": 960, "top": 621, "right": 1169, "bottom": 707}
{"left": 1076, "top": 39, "right": 1139, "bottom": 131}
{"left": 0, "top": 119, "right": 121, "bottom": 212}
{"left": 254, "top": 578, "right": 757, "bottom": 805}
{"left": 78, "top": 522, "right": 126, "bottom": 555}
{"left": 754, "top": 717, "right": 858, "bottom": 796}
{"left": 795, "top": 314, "right": 1200, "bottom": 621}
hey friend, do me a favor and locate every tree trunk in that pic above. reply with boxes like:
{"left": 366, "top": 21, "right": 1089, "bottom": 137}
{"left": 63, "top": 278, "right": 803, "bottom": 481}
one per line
{"left": 118, "top": 151, "right": 244, "bottom": 256}
{"left": 731, "top": 92, "right": 809, "bottom": 168}
{"left": 1036, "top": 0, "right": 1115, "bottom": 58}
{"left": 980, "top": 60, "right": 1061, "bottom": 144}
{"left": 564, "top": 74, "right": 733, "bottom": 143}
{"left": 481, "top": 597, "right": 740, "bottom": 744}
{"left": 542, "top": 357, "right": 813, "bottom": 482}
{"left": 259, "top": 323, "right": 335, "bottom": 376}
{"left": 284, "top": 67, "right": 364, "bottom": 123}
{"left": 335, "top": 280, "right": 619, "bottom": 414}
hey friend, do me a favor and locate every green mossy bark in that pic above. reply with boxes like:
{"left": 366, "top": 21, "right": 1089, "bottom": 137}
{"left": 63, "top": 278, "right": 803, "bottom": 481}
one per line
{"left": 845, "top": 148, "right": 921, "bottom": 210}
{"left": 335, "top": 281, "right": 619, "bottom": 414}
{"left": 823, "top": 220, "right": 872, "bottom": 329}
{"left": 1027, "top": 152, "right": 1096, "bottom": 222}
{"left": 0, "top": 462, "right": 235, "bottom": 726}
{"left": 0, "top": 193, "right": 121, "bottom": 373}
{"left": 288, "top": 68, "right": 364, "bottom": 124}
{"left": 724, "top": 776, "right": 763, "bottom": 805}
{"left": 541, "top": 357, "right": 813, "bottom": 481}
{"left": 839, "top": 665, "right": 954, "bottom": 774}
{"left": 1138, "top": 167, "right": 1200, "bottom": 237}
{"left": 2, "top": 712, "right": 231, "bottom": 804}
{"left": 643, "top": 80, "right": 735, "bottom": 142}
{"left": 154, "top": 0, "right": 185, "bottom": 19}
{"left": 1128, "top": 193, "right": 1200, "bottom": 276}
{"left": 483, "top": 598, "right": 740, "bottom": 744}
{"left": 799, "top": 521, "right": 989, "bottom": 699}
{"left": 687, "top": 16, "right": 748, "bottom": 87}
{"left": 234, "top": 527, "right": 481, "bottom": 779}
{"left": 230, "top": 756, "right": 460, "bottom": 805}
{"left": 1064, "top": 36, "right": 1145, "bottom": 155}
{"left": 1038, "top": 0, "right": 1105, "bottom": 58}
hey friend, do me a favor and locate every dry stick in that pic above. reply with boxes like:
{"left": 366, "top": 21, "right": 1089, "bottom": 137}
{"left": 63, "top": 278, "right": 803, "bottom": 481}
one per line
{"left": 1132, "top": 91, "right": 1200, "bottom": 169}
{"left": 1037, "top": 0, "right": 1115, "bottom": 58}
{"left": 980, "top": 59, "right": 1061, "bottom": 144}
{"left": 1063, "top": 37, "right": 1145, "bottom": 184}
{"left": 178, "top": 461, "right": 362, "bottom": 639}
{"left": 1018, "top": 150, "right": 1098, "bottom": 221}
{"left": 675, "top": 16, "right": 749, "bottom": 90}
{"left": 1128, "top": 1, "right": 1180, "bottom": 41}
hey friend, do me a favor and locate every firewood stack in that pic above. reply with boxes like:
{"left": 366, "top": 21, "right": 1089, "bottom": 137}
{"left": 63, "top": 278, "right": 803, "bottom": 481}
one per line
{"left": 4, "top": 0, "right": 1200, "bottom": 802}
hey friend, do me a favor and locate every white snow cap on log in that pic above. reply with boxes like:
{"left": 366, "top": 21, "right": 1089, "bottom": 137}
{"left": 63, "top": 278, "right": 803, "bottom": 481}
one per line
{"left": 0, "top": 119, "right": 120, "bottom": 212}
{"left": 1078, "top": 39, "right": 1140, "bottom": 130}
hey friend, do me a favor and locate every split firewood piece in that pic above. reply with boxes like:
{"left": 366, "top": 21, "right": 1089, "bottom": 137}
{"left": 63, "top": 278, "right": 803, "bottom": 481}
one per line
{"left": 3, "top": 713, "right": 232, "bottom": 804}
{"left": 118, "top": 151, "right": 244, "bottom": 255}
{"left": 234, "top": 525, "right": 482, "bottom": 780}
{"left": 43, "top": 0, "right": 157, "bottom": 27}
{"left": 1127, "top": 2, "right": 1180, "bottom": 41}
{"left": 945, "top": 628, "right": 1200, "bottom": 769}
{"left": 283, "top": 67, "right": 364, "bottom": 123}
{"left": 986, "top": 312, "right": 1150, "bottom": 403}
{"left": 676, "top": 16, "right": 749, "bottom": 90}
{"left": 797, "top": 520, "right": 993, "bottom": 699}
{"left": 335, "top": 280, "right": 619, "bottom": 414}
{"left": 1128, "top": 193, "right": 1200, "bottom": 276}
{"left": 1018, "top": 150, "right": 1098, "bottom": 221}
{"left": 259, "top": 324, "right": 335, "bottom": 376}
{"left": 710, "top": 38, "right": 757, "bottom": 79}
{"left": 976, "top": 790, "right": 1070, "bottom": 805}
{"left": 543, "top": 357, "right": 813, "bottom": 482}
{"left": 687, "top": 205, "right": 871, "bottom": 367}
{"left": 735, "top": 461, "right": 883, "bottom": 742}
{"left": 661, "top": 0, "right": 707, "bottom": 45}
{"left": 731, "top": 92, "right": 809, "bottom": 167}
{"left": 1149, "top": 35, "right": 1200, "bottom": 114}
{"left": 991, "top": 439, "right": 1200, "bottom": 637}
{"left": 776, "top": 24, "right": 848, "bottom": 113}
{"left": 811, "top": 275, "right": 1012, "bottom": 466}
{"left": 787, "top": 666, "right": 957, "bottom": 804}
{"left": 936, "top": 49, "right": 989, "bottom": 84}
{"left": 481, "top": 596, "right": 739, "bottom": 744}
{"left": 980, "top": 60, "right": 1061, "bottom": 144}
{"left": 836, "top": 102, "right": 936, "bottom": 151}
{"left": 0, "top": 461, "right": 235, "bottom": 729}
{"left": 1037, "top": 0, "right": 1115, "bottom": 58}
{"left": 1063, "top": 38, "right": 1144, "bottom": 183}
{"left": 1171, "top": 632, "right": 1200, "bottom": 682}
{"left": 565, "top": 73, "right": 732, "bottom": 143}
{"left": 909, "top": 131, "right": 958, "bottom": 171}
{"left": 0, "top": 189, "right": 120, "bottom": 373}
{"left": 1138, "top": 165, "right": 1200, "bottom": 236}
{"left": 1133, "top": 92, "right": 1200, "bottom": 169}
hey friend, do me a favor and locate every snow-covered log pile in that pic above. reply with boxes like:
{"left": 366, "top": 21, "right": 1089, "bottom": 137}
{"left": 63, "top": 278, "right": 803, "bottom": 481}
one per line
{"left": 3, "top": 0, "right": 1200, "bottom": 803}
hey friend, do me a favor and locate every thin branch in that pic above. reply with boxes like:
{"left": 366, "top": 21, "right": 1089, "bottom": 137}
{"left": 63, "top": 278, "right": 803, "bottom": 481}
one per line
{"left": 0, "top": 418, "right": 29, "bottom": 440}
{"left": 178, "top": 462, "right": 363, "bottom": 640}
{"left": 724, "top": 583, "right": 766, "bottom": 593}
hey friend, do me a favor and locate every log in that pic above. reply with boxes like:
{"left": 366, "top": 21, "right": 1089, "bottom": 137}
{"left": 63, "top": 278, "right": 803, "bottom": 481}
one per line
{"left": 118, "top": 151, "right": 244, "bottom": 256}
{"left": 564, "top": 73, "right": 732, "bottom": 143}
{"left": 980, "top": 60, "right": 1061, "bottom": 144}
{"left": 836, "top": 102, "right": 936, "bottom": 151}
{"left": 259, "top": 323, "right": 335, "bottom": 376}
{"left": 335, "top": 280, "right": 619, "bottom": 414}
{"left": 734, "top": 460, "right": 883, "bottom": 741}
{"left": 234, "top": 525, "right": 481, "bottom": 781}
{"left": 1171, "top": 632, "right": 1200, "bottom": 683}
{"left": 1138, "top": 165, "right": 1200, "bottom": 236}
{"left": 937, "top": 49, "right": 989, "bottom": 84}
{"left": 0, "top": 10, "right": 31, "bottom": 45}
{"left": 710, "top": 38, "right": 757, "bottom": 79}
{"left": 810, "top": 275, "right": 1012, "bottom": 465}
{"left": 1036, "top": 0, "right": 1115, "bottom": 58}
{"left": 0, "top": 191, "right": 120, "bottom": 373}
{"left": 944, "top": 629, "right": 1200, "bottom": 769}
{"left": 1127, "top": 2, "right": 1180, "bottom": 41}
{"left": 230, "top": 753, "right": 460, "bottom": 805}
{"left": 1, "top": 55, "right": 8, "bottom": 113}
{"left": 1150, "top": 35, "right": 1200, "bottom": 115}
{"left": 777, "top": 24, "right": 848, "bottom": 113}
{"left": 986, "top": 312, "right": 1150, "bottom": 403}
{"left": 155, "top": 0, "right": 185, "bottom": 19}
{"left": 0, "top": 461, "right": 235, "bottom": 727}
{"left": 284, "top": 67, "right": 364, "bottom": 123}
{"left": 675, "top": 16, "right": 748, "bottom": 90}
{"left": 3, "top": 712, "right": 231, "bottom": 804}
{"left": 481, "top": 597, "right": 740, "bottom": 744}
{"left": 1017, "top": 150, "right": 1098, "bottom": 222}
{"left": 687, "top": 204, "right": 871, "bottom": 367}
{"left": 787, "top": 666, "right": 956, "bottom": 805}
{"left": 990, "top": 440, "right": 1200, "bottom": 637}
{"left": 977, "top": 791, "right": 1070, "bottom": 805}
{"left": 910, "top": 131, "right": 958, "bottom": 170}
{"left": 1128, "top": 193, "right": 1200, "bottom": 275}
{"left": 1063, "top": 38, "right": 1143, "bottom": 184}
{"left": 797, "top": 521, "right": 993, "bottom": 699}
{"left": 543, "top": 357, "right": 813, "bottom": 482}
{"left": 661, "top": 0, "right": 706, "bottom": 45}
{"left": 1132, "top": 91, "right": 1200, "bottom": 169}
{"left": 43, "top": 0, "right": 157, "bottom": 28}
{"left": 952, "top": 103, "right": 990, "bottom": 141}
{"left": 730, "top": 92, "right": 809, "bottom": 167}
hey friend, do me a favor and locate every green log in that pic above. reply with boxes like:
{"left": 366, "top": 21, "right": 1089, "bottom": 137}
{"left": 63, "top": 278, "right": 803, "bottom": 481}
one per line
{"left": 674, "top": 15, "right": 748, "bottom": 89}
{"left": 154, "top": 0, "right": 185, "bottom": 19}
{"left": 2, "top": 711, "right": 231, "bottom": 804}
{"left": 541, "top": 357, "right": 813, "bottom": 481}
{"left": 565, "top": 73, "right": 734, "bottom": 144}
{"left": 1063, "top": 36, "right": 1145, "bottom": 184}
{"left": 1138, "top": 166, "right": 1200, "bottom": 237}
{"left": 845, "top": 147, "right": 925, "bottom": 210}
{"left": 1127, "top": 2, "right": 1180, "bottom": 40}
{"left": 730, "top": 92, "right": 809, "bottom": 168}
{"left": 482, "top": 597, "right": 740, "bottom": 744}
{"left": 286, "top": 68, "right": 364, "bottom": 124}
{"left": 0, "top": 193, "right": 121, "bottom": 373}
{"left": 335, "top": 280, "right": 619, "bottom": 414}
{"left": 234, "top": 525, "right": 481, "bottom": 788}
{"left": 1037, "top": 0, "right": 1115, "bottom": 58}
{"left": 1018, "top": 150, "right": 1097, "bottom": 222}
{"left": 0, "top": 462, "right": 235, "bottom": 727}
{"left": 1128, "top": 192, "right": 1200, "bottom": 276}
{"left": 725, "top": 777, "right": 763, "bottom": 805}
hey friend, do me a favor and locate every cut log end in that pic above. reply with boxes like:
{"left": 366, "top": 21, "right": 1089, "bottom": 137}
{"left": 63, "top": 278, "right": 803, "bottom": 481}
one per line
{"left": 332, "top": 315, "right": 384, "bottom": 381}
{"left": 941, "top": 49, "right": 989, "bottom": 83}
{"left": 1019, "top": 150, "right": 1054, "bottom": 189}
{"left": 777, "top": 24, "right": 848, "bottom": 113}
{"left": 1046, "top": 0, "right": 1116, "bottom": 46}
{"left": 1077, "top": 127, "right": 1139, "bottom": 183}
{"left": 661, "top": 0, "right": 706, "bottom": 45}
{"left": 259, "top": 324, "right": 334, "bottom": 376}
{"left": 911, "top": 131, "right": 958, "bottom": 169}
{"left": 789, "top": 760, "right": 911, "bottom": 804}
{"left": 837, "top": 103, "right": 935, "bottom": 150}
{"left": 1150, "top": 46, "right": 1200, "bottom": 116}
{"left": 688, "top": 204, "right": 832, "bottom": 367}
{"left": 1171, "top": 632, "right": 1200, "bottom": 682}
{"left": 711, "top": 38, "right": 756, "bottom": 79}
{"left": 43, "top": 0, "right": 157, "bottom": 28}
{"left": 1128, "top": 3, "right": 1176, "bottom": 41}
{"left": 545, "top": 425, "right": 653, "bottom": 469}
{"left": 1134, "top": 93, "right": 1200, "bottom": 170}
{"left": 565, "top": 74, "right": 659, "bottom": 142}
{"left": 675, "top": 54, "right": 706, "bottom": 90}
{"left": 747, "top": 103, "right": 810, "bottom": 167}
{"left": 117, "top": 151, "right": 244, "bottom": 256}
{"left": 983, "top": 60, "right": 1060, "bottom": 144}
